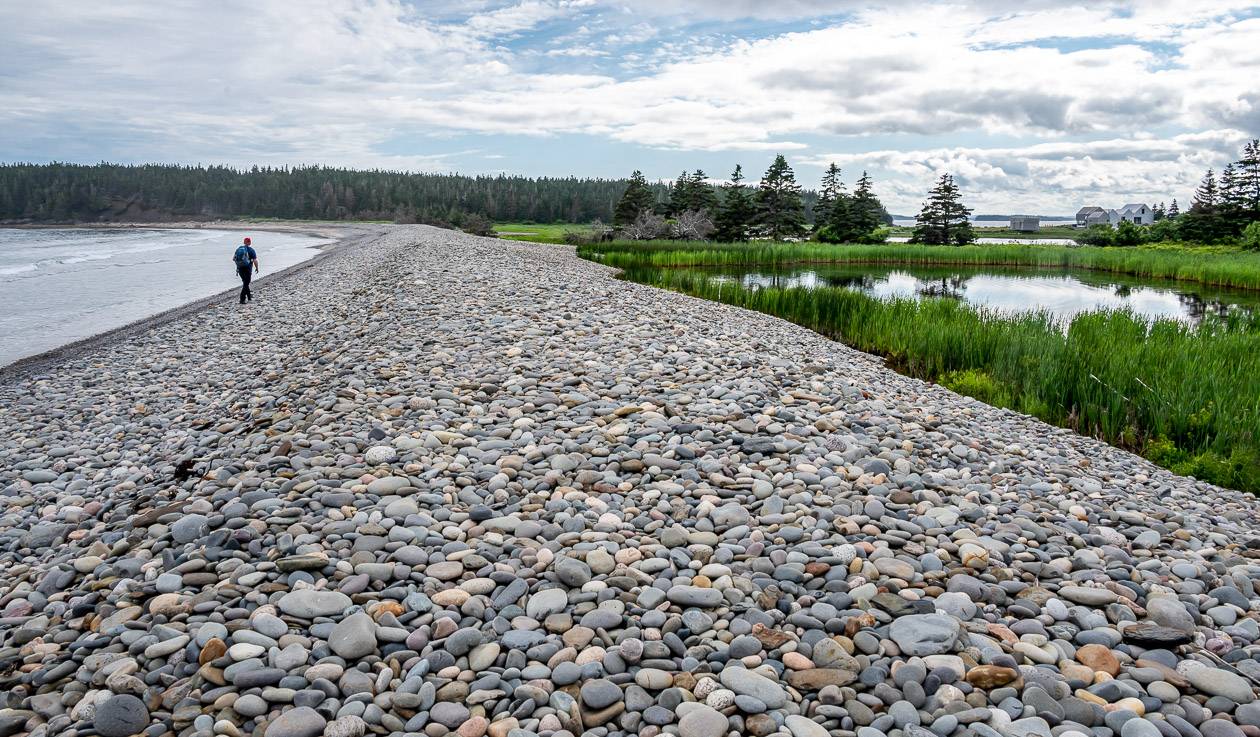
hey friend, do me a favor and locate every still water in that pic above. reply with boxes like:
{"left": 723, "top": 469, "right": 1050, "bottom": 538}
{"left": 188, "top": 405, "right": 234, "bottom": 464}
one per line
{"left": 701, "top": 264, "right": 1260, "bottom": 324}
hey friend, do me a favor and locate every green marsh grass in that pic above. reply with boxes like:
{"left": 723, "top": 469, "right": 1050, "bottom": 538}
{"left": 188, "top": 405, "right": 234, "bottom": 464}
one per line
{"left": 580, "top": 241, "right": 1260, "bottom": 291}
{"left": 612, "top": 263, "right": 1260, "bottom": 493}
{"left": 495, "top": 222, "right": 592, "bottom": 244}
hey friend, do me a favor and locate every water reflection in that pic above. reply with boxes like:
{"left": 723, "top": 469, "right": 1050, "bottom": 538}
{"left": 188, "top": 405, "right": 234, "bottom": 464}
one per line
{"left": 713, "top": 265, "right": 1259, "bottom": 324}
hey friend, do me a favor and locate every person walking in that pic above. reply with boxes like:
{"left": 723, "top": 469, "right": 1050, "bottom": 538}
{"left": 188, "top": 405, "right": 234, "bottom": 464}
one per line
{"left": 233, "top": 236, "right": 259, "bottom": 304}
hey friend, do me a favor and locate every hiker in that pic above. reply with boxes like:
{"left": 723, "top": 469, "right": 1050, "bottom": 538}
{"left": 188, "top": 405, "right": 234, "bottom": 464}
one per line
{"left": 233, "top": 237, "right": 259, "bottom": 304}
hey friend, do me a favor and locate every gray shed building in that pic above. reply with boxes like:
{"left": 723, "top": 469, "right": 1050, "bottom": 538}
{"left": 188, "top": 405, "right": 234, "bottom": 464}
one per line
{"left": 1009, "top": 216, "right": 1040, "bottom": 232}
{"left": 1076, "top": 206, "right": 1107, "bottom": 227}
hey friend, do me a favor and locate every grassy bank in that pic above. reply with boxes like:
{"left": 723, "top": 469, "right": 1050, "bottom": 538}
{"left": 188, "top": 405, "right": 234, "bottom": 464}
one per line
{"left": 495, "top": 222, "right": 594, "bottom": 244}
{"left": 600, "top": 257, "right": 1260, "bottom": 492}
{"left": 580, "top": 241, "right": 1260, "bottom": 291}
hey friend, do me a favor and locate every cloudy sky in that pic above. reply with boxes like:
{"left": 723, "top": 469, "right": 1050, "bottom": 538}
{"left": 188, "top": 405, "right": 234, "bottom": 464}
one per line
{"left": 3, "top": 1, "right": 1259, "bottom": 214}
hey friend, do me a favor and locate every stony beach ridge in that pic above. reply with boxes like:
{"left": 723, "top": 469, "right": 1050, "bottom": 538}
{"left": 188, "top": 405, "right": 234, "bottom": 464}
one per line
{"left": 3, "top": 225, "right": 1260, "bottom": 737}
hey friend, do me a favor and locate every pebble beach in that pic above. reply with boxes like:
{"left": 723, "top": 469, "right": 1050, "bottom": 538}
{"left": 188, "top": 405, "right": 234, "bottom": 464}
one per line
{"left": 3, "top": 225, "right": 1260, "bottom": 737}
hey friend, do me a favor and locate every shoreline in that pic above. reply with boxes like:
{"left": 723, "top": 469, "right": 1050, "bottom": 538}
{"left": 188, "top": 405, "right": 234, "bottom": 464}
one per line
{"left": 0, "top": 223, "right": 383, "bottom": 386}
{"left": 0, "top": 219, "right": 361, "bottom": 243}
{"left": 0, "top": 217, "right": 367, "bottom": 248}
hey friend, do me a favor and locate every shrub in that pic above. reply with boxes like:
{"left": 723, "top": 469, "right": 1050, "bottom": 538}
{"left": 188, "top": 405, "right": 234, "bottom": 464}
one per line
{"left": 1146, "top": 219, "right": 1180, "bottom": 243}
{"left": 619, "top": 212, "right": 667, "bottom": 240}
{"left": 1077, "top": 224, "right": 1115, "bottom": 247}
{"left": 673, "top": 210, "right": 715, "bottom": 241}
{"left": 1113, "top": 220, "right": 1144, "bottom": 247}
{"left": 1243, "top": 221, "right": 1260, "bottom": 251}
{"left": 461, "top": 213, "right": 496, "bottom": 237}
{"left": 862, "top": 227, "right": 891, "bottom": 244}
{"left": 815, "top": 225, "right": 889, "bottom": 244}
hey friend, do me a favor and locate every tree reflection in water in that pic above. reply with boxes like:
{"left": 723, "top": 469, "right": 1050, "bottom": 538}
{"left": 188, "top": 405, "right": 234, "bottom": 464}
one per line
{"left": 720, "top": 266, "right": 1260, "bottom": 325}
{"left": 1177, "top": 292, "right": 1237, "bottom": 321}
{"left": 918, "top": 275, "right": 967, "bottom": 300}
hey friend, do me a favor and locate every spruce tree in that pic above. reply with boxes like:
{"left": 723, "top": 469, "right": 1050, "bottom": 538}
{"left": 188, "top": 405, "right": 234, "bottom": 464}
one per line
{"left": 669, "top": 171, "right": 692, "bottom": 216}
{"left": 715, "top": 165, "right": 755, "bottom": 242}
{"left": 1168, "top": 199, "right": 1180, "bottom": 219}
{"left": 1238, "top": 139, "right": 1260, "bottom": 214}
{"left": 815, "top": 163, "right": 843, "bottom": 226}
{"left": 1220, "top": 163, "right": 1249, "bottom": 232}
{"left": 909, "top": 174, "right": 974, "bottom": 245}
{"left": 848, "top": 171, "right": 885, "bottom": 240}
{"left": 1221, "top": 164, "right": 1244, "bottom": 212}
{"left": 689, "top": 170, "right": 719, "bottom": 214}
{"left": 614, "top": 170, "right": 656, "bottom": 225}
{"left": 754, "top": 154, "right": 807, "bottom": 240}
{"left": 1180, "top": 169, "right": 1230, "bottom": 243}
{"left": 1192, "top": 169, "right": 1218, "bottom": 211}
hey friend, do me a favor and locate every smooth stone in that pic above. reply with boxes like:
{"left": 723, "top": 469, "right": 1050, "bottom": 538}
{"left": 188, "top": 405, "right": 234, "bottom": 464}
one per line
{"left": 264, "top": 707, "right": 327, "bottom": 737}
{"left": 889, "top": 614, "right": 962, "bottom": 656}
{"left": 328, "top": 612, "right": 377, "bottom": 659}
{"left": 720, "top": 667, "right": 787, "bottom": 709}
{"left": 678, "top": 704, "right": 729, "bottom": 737}
{"left": 276, "top": 590, "right": 352, "bottom": 619}
{"left": 94, "top": 694, "right": 150, "bottom": 737}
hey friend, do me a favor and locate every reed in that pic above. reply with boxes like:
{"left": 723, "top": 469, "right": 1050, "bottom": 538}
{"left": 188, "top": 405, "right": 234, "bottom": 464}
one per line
{"left": 578, "top": 241, "right": 1260, "bottom": 291}
{"left": 626, "top": 266, "right": 1260, "bottom": 492}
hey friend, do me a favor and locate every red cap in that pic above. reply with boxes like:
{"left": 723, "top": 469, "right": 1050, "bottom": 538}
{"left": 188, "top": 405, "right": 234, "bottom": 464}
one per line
{"left": 243, "top": 237, "right": 251, "bottom": 245}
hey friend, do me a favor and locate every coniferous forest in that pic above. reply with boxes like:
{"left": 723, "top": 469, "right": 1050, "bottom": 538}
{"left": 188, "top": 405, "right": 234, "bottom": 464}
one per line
{"left": 0, "top": 163, "right": 668, "bottom": 225}
{"left": 0, "top": 161, "right": 828, "bottom": 227}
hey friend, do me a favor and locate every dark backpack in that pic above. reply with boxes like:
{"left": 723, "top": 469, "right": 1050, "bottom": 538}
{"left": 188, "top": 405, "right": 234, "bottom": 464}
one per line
{"left": 233, "top": 246, "right": 252, "bottom": 269}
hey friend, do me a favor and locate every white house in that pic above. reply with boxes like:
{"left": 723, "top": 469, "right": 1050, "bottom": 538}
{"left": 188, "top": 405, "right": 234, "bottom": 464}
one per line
{"left": 1077, "top": 203, "right": 1153, "bottom": 228}
{"left": 1118, "top": 203, "right": 1154, "bottom": 225}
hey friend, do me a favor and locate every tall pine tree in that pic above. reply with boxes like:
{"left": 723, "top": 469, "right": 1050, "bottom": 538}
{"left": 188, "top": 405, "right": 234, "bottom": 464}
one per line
{"left": 1221, "top": 164, "right": 1245, "bottom": 211}
{"left": 909, "top": 174, "right": 974, "bottom": 245}
{"left": 668, "top": 171, "right": 692, "bottom": 215}
{"left": 814, "top": 163, "right": 844, "bottom": 226}
{"left": 715, "top": 165, "right": 755, "bottom": 242}
{"left": 614, "top": 170, "right": 656, "bottom": 225}
{"left": 689, "top": 170, "right": 719, "bottom": 214}
{"left": 754, "top": 154, "right": 807, "bottom": 240}
{"left": 1192, "top": 169, "right": 1219, "bottom": 212}
{"left": 848, "top": 171, "right": 884, "bottom": 239}
{"left": 1220, "top": 163, "right": 1248, "bottom": 231}
{"left": 1239, "top": 139, "right": 1260, "bottom": 214}
{"left": 1180, "top": 169, "right": 1230, "bottom": 243}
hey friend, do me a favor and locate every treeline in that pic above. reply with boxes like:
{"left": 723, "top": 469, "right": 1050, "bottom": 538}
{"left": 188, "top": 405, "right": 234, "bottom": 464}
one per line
{"left": 610, "top": 155, "right": 889, "bottom": 242}
{"left": 1177, "top": 139, "right": 1260, "bottom": 245}
{"left": 1077, "top": 140, "right": 1260, "bottom": 249}
{"left": 0, "top": 163, "right": 671, "bottom": 224}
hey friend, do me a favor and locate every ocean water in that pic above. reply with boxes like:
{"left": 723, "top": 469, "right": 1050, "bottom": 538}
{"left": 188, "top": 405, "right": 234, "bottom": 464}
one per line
{"left": 0, "top": 228, "right": 332, "bottom": 367}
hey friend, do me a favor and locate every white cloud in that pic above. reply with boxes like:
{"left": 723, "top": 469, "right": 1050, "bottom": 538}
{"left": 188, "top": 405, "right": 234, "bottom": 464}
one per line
{"left": 465, "top": 0, "right": 588, "bottom": 37}
{"left": 802, "top": 130, "right": 1253, "bottom": 213}
{"left": 1, "top": 0, "right": 1257, "bottom": 210}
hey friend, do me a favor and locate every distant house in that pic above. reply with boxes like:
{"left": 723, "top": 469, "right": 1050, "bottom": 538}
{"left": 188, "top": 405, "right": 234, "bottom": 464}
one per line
{"left": 1077, "top": 203, "right": 1151, "bottom": 228}
{"left": 1076, "top": 206, "right": 1106, "bottom": 227}
{"left": 1009, "top": 216, "right": 1040, "bottom": 232}
{"left": 1118, "top": 203, "right": 1153, "bottom": 225}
